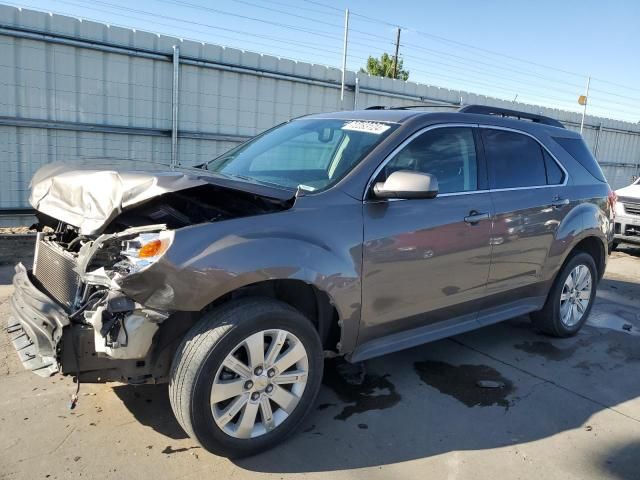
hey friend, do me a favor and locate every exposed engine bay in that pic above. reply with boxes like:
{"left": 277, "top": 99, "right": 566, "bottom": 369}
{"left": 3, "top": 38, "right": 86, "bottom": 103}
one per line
{"left": 28, "top": 180, "right": 294, "bottom": 383}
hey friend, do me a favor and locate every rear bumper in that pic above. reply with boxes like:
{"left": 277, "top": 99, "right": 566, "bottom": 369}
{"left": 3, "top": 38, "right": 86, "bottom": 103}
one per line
{"left": 6, "top": 263, "right": 69, "bottom": 377}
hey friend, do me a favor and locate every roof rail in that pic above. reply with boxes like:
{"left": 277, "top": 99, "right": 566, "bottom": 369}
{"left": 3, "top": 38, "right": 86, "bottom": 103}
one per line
{"left": 458, "top": 104, "right": 565, "bottom": 129}
{"left": 365, "top": 105, "right": 457, "bottom": 110}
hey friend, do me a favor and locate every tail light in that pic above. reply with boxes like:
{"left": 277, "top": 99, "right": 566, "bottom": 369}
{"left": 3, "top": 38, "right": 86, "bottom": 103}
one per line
{"left": 608, "top": 190, "right": 617, "bottom": 219}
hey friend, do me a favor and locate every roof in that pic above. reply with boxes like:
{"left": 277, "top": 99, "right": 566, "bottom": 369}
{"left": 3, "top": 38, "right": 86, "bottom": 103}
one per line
{"left": 303, "top": 109, "right": 422, "bottom": 123}
{"left": 301, "top": 106, "right": 577, "bottom": 136}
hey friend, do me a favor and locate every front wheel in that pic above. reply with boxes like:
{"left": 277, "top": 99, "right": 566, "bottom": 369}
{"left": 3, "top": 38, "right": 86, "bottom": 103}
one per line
{"left": 169, "top": 298, "right": 324, "bottom": 457}
{"left": 531, "top": 252, "right": 597, "bottom": 337}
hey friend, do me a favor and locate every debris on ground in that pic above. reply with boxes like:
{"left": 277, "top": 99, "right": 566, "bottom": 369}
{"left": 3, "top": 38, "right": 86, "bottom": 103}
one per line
{"left": 476, "top": 380, "right": 506, "bottom": 389}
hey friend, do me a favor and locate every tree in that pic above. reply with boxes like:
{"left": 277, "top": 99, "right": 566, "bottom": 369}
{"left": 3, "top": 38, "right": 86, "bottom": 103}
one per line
{"left": 360, "top": 53, "right": 409, "bottom": 81}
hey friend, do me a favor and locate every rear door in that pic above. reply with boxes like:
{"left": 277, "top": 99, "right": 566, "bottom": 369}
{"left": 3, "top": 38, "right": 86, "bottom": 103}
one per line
{"left": 360, "top": 125, "right": 493, "bottom": 343}
{"left": 480, "top": 127, "right": 569, "bottom": 315}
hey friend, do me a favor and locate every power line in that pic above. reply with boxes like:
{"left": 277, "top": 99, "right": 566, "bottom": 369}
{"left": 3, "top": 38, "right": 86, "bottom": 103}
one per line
{"left": 45, "top": 0, "right": 607, "bottom": 106}
{"left": 309, "top": 0, "right": 588, "bottom": 80}
{"left": 152, "top": 0, "right": 391, "bottom": 51}
{"left": 405, "top": 66, "right": 582, "bottom": 110}
{"left": 400, "top": 51, "right": 582, "bottom": 96}
{"left": 46, "top": 0, "right": 346, "bottom": 63}
{"left": 7, "top": 0, "right": 639, "bottom": 122}
{"left": 301, "top": 0, "right": 344, "bottom": 13}
{"left": 264, "top": 0, "right": 344, "bottom": 18}
{"left": 309, "top": 0, "right": 640, "bottom": 97}
{"left": 228, "top": 0, "right": 393, "bottom": 44}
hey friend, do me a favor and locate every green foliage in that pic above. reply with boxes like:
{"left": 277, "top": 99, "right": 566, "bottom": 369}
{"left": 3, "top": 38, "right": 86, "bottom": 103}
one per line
{"left": 360, "top": 52, "right": 409, "bottom": 81}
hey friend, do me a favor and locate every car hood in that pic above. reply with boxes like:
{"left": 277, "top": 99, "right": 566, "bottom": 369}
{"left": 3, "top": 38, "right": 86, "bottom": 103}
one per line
{"left": 616, "top": 183, "right": 640, "bottom": 200}
{"left": 30, "top": 163, "right": 295, "bottom": 235}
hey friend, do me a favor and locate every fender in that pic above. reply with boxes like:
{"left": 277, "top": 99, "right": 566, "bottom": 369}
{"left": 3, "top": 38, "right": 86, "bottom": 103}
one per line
{"left": 116, "top": 198, "right": 364, "bottom": 350}
{"left": 543, "top": 199, "right": 608, "bottom": 285}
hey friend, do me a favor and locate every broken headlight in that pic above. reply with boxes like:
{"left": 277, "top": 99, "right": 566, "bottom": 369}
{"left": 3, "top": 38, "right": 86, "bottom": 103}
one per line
{"left": 121, "top": 230, "right": 174, "bottom": 273}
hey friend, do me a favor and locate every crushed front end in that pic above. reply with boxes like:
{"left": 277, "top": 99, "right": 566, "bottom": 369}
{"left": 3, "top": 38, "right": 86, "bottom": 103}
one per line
{"left": 8, "top": 164, "right": 296, "bottom": 383}
{"left": 8, "top": 223, "right": 177, "bottom": 383}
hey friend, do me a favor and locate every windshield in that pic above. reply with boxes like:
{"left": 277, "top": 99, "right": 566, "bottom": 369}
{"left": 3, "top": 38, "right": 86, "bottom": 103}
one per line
{"left": 205, "top": 119, "right": 398, "bottom": 191}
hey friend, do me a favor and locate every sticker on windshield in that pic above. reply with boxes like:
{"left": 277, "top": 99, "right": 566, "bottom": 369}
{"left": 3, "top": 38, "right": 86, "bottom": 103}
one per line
{"left": 342, "top": 121, "right": 391, "bottom": 135}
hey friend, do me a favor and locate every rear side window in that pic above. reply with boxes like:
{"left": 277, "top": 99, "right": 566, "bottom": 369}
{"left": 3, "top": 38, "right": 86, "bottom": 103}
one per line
{"left": 553, "top": 137, "right": 606, "bottom": 182}
{"left": 482, "top": 129, "right": 547, "bottom": 188}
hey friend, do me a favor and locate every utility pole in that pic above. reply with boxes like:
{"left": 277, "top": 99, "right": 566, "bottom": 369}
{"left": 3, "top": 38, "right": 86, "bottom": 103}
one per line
{"left": 580, "top": 75, "right": 591, "bottom": 134}
{"left": 392, "top": 27, "right": 401, "bottom": 79}
{"left": 340, "top": 8, "right": 350, "bottom": 105}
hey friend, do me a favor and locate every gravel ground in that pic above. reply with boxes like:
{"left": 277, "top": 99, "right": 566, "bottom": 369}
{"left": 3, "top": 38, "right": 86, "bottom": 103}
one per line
{"left": 0, "top": 227, "right": 36, "bottom": 234}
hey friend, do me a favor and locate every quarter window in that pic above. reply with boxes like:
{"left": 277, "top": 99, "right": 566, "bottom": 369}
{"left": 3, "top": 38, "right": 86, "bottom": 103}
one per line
{"left": 382, "top": 127, "right": 478, "bottom": 194}
{"left": 543, "top": 150, "right": 564, "bottom": 185}
{"left": 482, "top": 129, "right": 554, "bottom": 189}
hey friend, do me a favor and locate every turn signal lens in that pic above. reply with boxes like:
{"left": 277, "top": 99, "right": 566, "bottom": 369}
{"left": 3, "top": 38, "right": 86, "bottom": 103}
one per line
{"left": 121, "top": 230, "right": 174, "bottom": 273}
{"left": 138, "top": 239, "right": 163, "bottom": 258}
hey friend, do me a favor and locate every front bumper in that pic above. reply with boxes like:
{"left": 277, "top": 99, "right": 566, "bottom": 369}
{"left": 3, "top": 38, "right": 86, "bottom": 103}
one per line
{"left": 614, "top": 213, "right": 640, "bottom": 245}
{"left": 7, "top": 263, "right": 69, "bottom": 377}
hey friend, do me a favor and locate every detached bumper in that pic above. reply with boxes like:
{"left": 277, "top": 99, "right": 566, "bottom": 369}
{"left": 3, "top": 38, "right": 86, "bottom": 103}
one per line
{"left": 7, "top": 263, "right": 69, "bottom": 377}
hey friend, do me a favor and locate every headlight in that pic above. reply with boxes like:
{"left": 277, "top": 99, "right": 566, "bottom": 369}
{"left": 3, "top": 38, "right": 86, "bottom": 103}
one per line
{"left": 121, "top": 230, "right": 174, "bottom": 273}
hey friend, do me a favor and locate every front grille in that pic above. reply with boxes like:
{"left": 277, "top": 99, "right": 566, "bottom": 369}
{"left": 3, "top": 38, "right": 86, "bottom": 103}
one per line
{"left": 623, "top": 202, "right": 640, "bottom": 216}
{"left": 33, "top": 238, "right": 80, "bottom": 309}
{"left": 625, "top": 225, "right": 640, "bottom": 237}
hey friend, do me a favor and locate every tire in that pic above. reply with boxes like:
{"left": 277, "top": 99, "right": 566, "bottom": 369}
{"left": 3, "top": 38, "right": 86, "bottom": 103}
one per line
{"left": 531, "top": 251, "right": 597, "bottom": 337}
{"left": 169, "top": 298, "right": 324, "bottom": 458}
{"left": 611, "top": 241, "right": 620, "bottom": 251}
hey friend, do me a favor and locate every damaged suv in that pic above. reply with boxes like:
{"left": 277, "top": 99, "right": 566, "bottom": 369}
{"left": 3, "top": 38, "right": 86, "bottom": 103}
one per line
{"left": 8, "top": 105, "right": 613, "bottom": 457}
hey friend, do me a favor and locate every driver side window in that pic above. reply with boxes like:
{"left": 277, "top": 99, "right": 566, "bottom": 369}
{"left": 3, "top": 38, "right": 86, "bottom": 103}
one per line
{"left": 383, "top": 127, "right": 478, "bottom": 194}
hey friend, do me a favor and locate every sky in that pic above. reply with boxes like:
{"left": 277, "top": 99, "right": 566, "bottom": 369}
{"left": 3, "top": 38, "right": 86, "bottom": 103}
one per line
{"left": 6, "top": 0, "right": 640, "bottom": 123}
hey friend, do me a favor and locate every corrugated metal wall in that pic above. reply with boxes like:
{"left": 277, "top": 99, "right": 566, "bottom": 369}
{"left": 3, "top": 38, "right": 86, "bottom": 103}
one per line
{"left": 1, "top": 5, "right": 639, "bottom": 209}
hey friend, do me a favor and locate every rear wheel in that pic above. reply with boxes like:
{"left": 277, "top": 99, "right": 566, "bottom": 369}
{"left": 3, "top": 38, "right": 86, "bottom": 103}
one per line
{"left": 531, "top": 252, "right": 597, "bottom": 337}
{"left": 169, "top": 298, "right": 324, "bottom": 457}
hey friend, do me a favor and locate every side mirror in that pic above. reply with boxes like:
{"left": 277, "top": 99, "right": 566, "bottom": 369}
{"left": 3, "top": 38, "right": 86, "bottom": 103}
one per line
{"left": 373, "top": 170, "right": 439, "bottom": 199}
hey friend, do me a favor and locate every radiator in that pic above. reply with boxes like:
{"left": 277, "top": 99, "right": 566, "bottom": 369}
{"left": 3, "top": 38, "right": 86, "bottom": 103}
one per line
{"left": 33, "top": 236, "right": 80, "bottom": 309}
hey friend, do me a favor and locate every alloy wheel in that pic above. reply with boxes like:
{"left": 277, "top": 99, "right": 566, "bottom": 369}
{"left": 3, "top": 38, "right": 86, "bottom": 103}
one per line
{"left": 210, "top": 329, "right": 309, "bottom": 439}
{"left": 559, "top": 264, "right": 593, "bottom": 327}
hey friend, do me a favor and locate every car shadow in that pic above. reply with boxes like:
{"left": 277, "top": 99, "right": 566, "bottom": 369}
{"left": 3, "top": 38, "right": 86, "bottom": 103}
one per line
{"left": 112, "top": 384, "right": 189, "bottom": 440}
{"left": 112, "top": 278, "right": 640, "bottom": 474}
{"left": 595, "top": 439, "right": 640, "bottom": 480}
{"left": 615, "top": 243, "right": 640, "bottom": 257}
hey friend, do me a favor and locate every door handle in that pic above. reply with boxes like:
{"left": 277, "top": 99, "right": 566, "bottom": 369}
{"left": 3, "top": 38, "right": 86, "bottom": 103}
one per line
{"left": 551, "top": 198, "right": 570, "bottom": 209}
{"left": 464, "top": 211, "right": 489, "bottom": 225}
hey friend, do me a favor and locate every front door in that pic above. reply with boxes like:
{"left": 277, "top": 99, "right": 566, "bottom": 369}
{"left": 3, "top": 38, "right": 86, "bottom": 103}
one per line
{"left": 360, "top": 125, "right": 493, "bottom": 344}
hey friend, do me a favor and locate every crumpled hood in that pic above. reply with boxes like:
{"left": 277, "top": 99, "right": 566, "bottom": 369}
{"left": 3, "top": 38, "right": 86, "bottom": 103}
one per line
{"left": 616, "top": 183, "right": 640, "bottom": 200}
{"left": 30, "top": 163, "right": 295, "bottom": 235}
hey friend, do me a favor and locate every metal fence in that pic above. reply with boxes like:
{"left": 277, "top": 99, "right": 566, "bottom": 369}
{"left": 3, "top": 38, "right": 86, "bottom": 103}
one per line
{"left": 1, "top": 5, "right": 639, "bottom": 209}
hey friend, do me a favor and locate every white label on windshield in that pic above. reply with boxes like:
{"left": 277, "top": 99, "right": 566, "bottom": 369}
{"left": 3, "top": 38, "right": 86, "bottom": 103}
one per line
{"left": 342, "top": 121, "right": 391, "bottom": 135}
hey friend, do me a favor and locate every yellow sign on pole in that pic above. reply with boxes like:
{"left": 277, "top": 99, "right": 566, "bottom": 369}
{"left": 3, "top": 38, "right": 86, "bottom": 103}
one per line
{"left": 578, "top": 95, "right": 587, "bottom": 106}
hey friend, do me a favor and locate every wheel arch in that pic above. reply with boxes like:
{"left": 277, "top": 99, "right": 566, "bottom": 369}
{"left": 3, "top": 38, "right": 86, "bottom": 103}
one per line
{"left": 548, "top": 199, "right": 608, "bottom": 283}
{"left": 570, "top": 235, "right": 606, "bottom": 281}
{"left": 201, "top": 278, "right": 344, "bottom": 354}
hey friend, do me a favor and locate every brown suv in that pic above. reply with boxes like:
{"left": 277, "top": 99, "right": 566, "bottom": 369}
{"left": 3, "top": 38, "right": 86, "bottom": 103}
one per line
{"left": 8, "top": 105, "right": 614, "bottom": 456}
